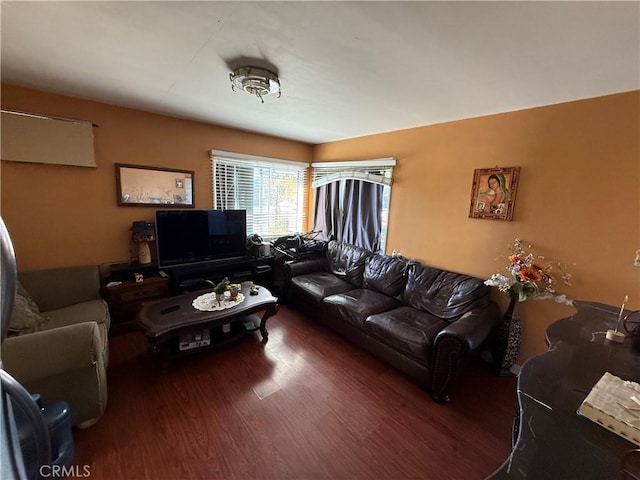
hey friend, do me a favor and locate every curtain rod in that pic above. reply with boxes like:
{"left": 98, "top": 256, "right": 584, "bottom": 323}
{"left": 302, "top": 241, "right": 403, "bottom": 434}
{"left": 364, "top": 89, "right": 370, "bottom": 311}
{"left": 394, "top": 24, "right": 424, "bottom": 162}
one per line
{"left": 0, "top": 109, "right": 99, "bottom": 128}
{"left": 311, "top": 157, "right": 396, "bottom": 168}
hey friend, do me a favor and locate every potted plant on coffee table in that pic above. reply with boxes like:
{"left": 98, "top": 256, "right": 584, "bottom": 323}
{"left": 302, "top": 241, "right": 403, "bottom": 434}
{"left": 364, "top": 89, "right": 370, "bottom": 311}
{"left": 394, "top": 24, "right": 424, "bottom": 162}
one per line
{"left": 213, "top": 277, "right": 230, "bottom": 304}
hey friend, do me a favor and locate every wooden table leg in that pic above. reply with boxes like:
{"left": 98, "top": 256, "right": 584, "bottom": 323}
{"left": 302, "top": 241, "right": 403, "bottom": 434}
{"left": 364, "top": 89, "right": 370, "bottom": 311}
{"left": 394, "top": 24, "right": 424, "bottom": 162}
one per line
{"left": 259, "top": 303, "right": 278, "bottom": 343}
{"left": 151, "top": 341, "right": 171, "bottom": 373}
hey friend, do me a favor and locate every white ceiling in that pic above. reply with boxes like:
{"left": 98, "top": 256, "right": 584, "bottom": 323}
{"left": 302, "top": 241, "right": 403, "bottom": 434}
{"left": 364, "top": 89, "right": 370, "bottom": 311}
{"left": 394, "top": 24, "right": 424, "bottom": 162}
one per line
{"left": 2, "top": 1, "right": 639, "bottom": 144}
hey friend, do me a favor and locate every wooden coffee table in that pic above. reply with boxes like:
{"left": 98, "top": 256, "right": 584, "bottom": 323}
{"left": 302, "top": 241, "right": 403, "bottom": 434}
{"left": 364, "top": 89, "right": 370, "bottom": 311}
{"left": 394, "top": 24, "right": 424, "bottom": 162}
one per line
{"left": 137, "top": 282, "right": 278, "bottom": 369}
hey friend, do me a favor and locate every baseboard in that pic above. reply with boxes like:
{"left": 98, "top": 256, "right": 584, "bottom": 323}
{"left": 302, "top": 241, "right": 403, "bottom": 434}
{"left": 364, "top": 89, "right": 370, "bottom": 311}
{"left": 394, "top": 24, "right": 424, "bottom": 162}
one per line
{"left": 480, "top": 349, "right": 522, "bottom": 376}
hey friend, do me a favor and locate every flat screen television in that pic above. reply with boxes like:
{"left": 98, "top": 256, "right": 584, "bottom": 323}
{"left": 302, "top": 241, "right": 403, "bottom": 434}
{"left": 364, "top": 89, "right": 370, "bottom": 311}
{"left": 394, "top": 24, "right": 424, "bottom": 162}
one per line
{"left": 155, "top": 209, "right": 247, "bottom": 268}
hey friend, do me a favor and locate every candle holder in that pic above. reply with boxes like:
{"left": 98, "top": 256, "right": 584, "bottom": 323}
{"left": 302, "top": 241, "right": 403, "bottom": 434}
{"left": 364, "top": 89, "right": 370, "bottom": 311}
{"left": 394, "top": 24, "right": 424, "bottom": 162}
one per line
{"left": 606, "top": 295, "right": 628, "bottom": 343}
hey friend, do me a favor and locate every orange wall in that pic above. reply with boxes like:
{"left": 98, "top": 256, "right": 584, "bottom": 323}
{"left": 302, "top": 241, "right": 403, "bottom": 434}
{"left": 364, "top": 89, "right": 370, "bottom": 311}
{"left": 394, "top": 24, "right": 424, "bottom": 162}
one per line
{"left": 0, "top": 84, "right": 312, "bottom": 271}
{"left": 2, "top": 84, "right": 638, "bottom": 363}
{"left": 314, "top": 91, "right": 640, "bottom": 362}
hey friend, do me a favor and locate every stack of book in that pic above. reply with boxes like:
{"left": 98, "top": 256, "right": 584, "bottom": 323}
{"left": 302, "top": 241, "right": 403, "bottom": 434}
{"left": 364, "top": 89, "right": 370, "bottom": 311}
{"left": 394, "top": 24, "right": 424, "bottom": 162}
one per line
{"left": 578, "top": 372, "right": 640, "bottom": 446}
{"left": 179, "top": 329, "right": 211, "bottom": 351}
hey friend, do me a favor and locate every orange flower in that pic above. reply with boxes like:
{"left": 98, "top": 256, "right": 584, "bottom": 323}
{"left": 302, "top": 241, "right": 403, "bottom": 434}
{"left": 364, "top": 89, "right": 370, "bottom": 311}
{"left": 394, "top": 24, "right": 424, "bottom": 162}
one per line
{"left": 518, "top": 266, "right": 543, "bottom": 283}
{"left": 486, "top": 238, "right": 573, "bottom": 305}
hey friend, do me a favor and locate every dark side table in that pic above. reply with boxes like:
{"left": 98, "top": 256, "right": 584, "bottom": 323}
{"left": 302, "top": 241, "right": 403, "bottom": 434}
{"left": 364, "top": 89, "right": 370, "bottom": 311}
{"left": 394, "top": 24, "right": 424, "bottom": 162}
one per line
{"left": 488, "top": 301, "right": 640, "bottom": 479}
{"left": 101, "top": 277, "right": 170, "bottom": 335}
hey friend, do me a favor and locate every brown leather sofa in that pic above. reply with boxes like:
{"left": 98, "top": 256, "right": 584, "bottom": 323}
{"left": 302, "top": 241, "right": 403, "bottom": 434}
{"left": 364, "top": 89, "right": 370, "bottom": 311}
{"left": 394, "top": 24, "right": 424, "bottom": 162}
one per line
{"left": 285, "top": 241, "right": 499, "bottom": 403}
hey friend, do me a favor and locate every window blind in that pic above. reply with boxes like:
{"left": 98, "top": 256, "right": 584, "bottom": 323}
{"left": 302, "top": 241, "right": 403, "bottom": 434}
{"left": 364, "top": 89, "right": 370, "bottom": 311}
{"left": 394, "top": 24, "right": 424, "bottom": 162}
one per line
{"left": 210, "top": 150, "right": 309, "bottom": 239}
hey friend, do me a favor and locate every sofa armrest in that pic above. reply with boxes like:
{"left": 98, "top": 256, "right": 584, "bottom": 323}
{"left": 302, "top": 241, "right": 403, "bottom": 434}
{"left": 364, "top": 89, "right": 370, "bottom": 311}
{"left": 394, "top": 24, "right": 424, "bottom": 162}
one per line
{"left": 429, "top": 301, "right": 499, "bottom": 403}
{"left": 285, "top": 258, "right": 327, "bottom": 278}
{"left": 435, "top": 301, "right": 500, "bottom": 354}
{"left": 1, "top": 322, "right": 102, "bottom": 384}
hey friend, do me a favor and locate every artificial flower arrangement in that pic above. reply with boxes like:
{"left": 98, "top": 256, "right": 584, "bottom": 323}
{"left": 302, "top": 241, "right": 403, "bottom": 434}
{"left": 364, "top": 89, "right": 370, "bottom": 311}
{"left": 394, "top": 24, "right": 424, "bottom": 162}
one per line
{"left": 213, "top": 277, "right": 231, "bottom": 295}
{"left": 485, "top": 238, "right": 573, "bottom": 306}
{"left": 213, "top": 277, "right": 242, "bottom": 301}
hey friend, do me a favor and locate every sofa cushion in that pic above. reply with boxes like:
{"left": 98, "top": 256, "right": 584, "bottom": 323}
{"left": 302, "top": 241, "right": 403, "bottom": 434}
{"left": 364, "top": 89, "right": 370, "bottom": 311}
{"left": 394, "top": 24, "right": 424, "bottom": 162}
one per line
{"left": 364, "top": 307, "right": 448, "bottom": 360}
{"left": 43, "top": 299, "right": 110, "bottom": 330}
{"left": 363, "top": 254, "right": 408, "bottom": 297}
{"left": 323, "top": 289, "right": 399, "bottom": 327}
{"left": 290, "top": 272, "right": 355, "bottom": 305}
{"left": 325, "top": 241, "right": 371, "bottom": 287}
{"left": 400, "top": 264, "right": 489, "bottom": 320}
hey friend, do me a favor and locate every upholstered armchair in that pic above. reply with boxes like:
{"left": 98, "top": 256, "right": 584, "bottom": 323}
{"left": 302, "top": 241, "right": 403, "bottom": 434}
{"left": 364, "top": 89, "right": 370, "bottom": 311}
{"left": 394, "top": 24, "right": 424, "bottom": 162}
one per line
{"left": 1, "top": 265, "right": 110, "bottom": 427}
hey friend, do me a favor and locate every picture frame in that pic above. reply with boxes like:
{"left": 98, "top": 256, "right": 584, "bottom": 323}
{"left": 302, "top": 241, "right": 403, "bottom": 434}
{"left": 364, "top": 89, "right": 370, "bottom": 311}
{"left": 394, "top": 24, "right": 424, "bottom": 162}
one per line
{"left": 468, "top": 166, "right": 520, "bottom": 221}
{"left": 116, "top": 163, "right": 194, "bottom": 207}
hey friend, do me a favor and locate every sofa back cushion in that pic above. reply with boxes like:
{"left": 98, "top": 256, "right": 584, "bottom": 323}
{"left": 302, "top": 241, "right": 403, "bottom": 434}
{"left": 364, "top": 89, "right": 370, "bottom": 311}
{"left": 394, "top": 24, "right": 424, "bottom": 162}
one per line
{"left": 400, "top": 263, "right": 489, "bottom": 320}
{"left": 363, "top": 254, "right": 408, "bottom": 297}
{"left": 18, "top": 265, "right": 101, "bottom": 312}
{"left": 325, "top": 241, "right": 372, "bottom": 287}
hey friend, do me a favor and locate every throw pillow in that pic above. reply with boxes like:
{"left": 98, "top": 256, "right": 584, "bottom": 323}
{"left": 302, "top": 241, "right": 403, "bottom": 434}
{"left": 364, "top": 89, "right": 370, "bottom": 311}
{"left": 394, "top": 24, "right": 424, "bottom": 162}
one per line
{"left": 7, "top": 282, "right": 47, "bottom": 335}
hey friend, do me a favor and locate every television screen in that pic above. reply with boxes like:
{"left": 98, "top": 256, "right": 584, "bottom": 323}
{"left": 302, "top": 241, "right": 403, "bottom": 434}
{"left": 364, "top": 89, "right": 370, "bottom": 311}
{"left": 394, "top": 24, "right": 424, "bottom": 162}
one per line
{"left": 155, "top": 209, "right": 247, "bottom": 268}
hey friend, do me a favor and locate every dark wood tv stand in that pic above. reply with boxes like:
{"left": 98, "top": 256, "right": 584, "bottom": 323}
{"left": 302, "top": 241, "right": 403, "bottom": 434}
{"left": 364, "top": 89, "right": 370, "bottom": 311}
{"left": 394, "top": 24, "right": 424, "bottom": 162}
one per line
{"left": 164, "top": 256, "right": 273, "bottom": 295}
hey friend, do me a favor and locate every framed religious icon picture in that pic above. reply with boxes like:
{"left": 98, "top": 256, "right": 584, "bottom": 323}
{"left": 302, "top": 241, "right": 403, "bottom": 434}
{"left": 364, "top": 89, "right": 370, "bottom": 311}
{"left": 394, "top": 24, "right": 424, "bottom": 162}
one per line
{"left": 469, "top": 166, "right": 520, "bottom": 221}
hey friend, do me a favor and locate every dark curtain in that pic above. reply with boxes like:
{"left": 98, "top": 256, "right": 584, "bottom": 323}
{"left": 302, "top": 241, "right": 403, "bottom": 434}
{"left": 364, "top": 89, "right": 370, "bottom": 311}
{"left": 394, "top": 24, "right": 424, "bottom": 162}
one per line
{"left": 341, "top": 180, "right": 383, "bottom": 252}
{"left": 312, "top": 182, "right": 341, "bottom": 241}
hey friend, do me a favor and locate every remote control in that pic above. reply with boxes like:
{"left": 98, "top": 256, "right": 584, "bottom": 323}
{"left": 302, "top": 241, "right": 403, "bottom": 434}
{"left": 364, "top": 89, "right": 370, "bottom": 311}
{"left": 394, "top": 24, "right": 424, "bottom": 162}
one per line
{"left": 160, "top": 305, "right": 180, "bottom": 314}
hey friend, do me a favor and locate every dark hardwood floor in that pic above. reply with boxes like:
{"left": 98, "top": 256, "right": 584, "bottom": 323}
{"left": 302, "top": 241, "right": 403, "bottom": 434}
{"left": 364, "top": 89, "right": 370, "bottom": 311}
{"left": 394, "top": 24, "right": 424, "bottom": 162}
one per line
{"left": 73, "top": 306, "right": 517, "bottom": 480}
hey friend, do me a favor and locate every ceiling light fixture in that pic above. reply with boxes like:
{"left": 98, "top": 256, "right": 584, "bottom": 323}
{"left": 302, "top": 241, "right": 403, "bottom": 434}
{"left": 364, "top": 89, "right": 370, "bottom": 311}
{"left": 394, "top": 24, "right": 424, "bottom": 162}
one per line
{"left": 230, "top": 66, "right": 281, "bottom": 103}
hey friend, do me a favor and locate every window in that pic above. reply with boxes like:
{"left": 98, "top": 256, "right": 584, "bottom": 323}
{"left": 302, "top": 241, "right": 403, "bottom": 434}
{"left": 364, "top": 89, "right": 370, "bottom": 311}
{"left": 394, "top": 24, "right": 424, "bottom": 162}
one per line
{"left": 210, "top": 150, "right": 309, "bottom": 239}
{"left": 312, "top": 158, "right": 395, "bottom": 253}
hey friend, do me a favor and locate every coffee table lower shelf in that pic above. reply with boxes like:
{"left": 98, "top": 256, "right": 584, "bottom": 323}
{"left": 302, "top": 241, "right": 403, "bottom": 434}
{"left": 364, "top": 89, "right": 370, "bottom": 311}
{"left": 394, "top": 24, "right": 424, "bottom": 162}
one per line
{"left": 167, "top": 313, "right": 262, "bottom": 360}
{"left": 138, "top": 283, "right": 279, "bottom": 371}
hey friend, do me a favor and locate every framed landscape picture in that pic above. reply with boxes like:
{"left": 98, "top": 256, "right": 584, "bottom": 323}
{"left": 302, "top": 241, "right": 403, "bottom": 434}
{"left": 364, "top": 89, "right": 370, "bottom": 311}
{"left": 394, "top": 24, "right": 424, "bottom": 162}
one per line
{"left": 468, "top": 166, "right": 520, "bottom": 221}
{"left": 116, "top": 163, "right": 194, "bottom": 207}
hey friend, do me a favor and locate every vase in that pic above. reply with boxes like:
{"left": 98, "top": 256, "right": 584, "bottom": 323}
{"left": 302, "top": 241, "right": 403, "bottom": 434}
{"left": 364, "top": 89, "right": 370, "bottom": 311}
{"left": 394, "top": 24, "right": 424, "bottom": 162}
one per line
{"left": 492, "top": 298, "right": 522, "bottom": 376}
{"left": 137, "top": 241, "right": 152, "bottom": 264}
{"left": 230, "top": 285, "right": 240, "bottom": 300}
